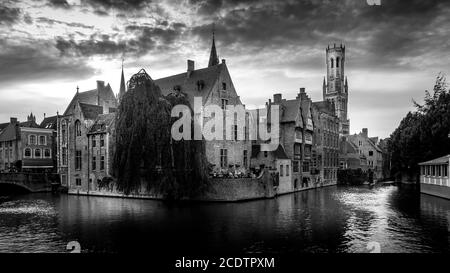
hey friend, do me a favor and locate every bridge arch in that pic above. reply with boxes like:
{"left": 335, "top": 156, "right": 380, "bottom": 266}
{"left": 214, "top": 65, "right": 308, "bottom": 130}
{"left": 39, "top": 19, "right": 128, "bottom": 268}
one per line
{"left": 0, "top": 181, "right": 33, "bottom": 193}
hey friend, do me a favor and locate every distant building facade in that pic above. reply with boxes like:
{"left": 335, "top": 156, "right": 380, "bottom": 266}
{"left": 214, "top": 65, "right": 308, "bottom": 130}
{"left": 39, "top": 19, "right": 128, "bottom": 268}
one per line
{"left": 0, "top": 113, "right": 55, "bottom": 172}
{"left": 347, "top": 128, "right": 384, "bottom": 180}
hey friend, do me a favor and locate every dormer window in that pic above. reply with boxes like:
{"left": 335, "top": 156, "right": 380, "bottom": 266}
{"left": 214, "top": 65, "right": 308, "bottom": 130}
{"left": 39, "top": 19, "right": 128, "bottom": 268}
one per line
{"left": 222, "top": 82, "right": 227, "bottom": 90}
{"left": 196, "top": 80, "right": 205, "bottom": 91}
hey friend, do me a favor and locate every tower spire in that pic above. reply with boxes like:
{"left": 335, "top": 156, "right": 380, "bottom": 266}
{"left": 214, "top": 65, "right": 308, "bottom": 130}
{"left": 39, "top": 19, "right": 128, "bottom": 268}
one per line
{"left": 118, "top": 58, "right": 126, "bottom": 102}
{"left": 208, "top": 24, "right": 219, "bottom": 67}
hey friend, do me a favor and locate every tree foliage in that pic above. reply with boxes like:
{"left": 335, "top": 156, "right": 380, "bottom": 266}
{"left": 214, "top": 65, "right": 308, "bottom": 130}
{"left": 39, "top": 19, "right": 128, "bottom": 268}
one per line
{"left": 389, "top": 73, "right": 450, "bottom": 181}
{"left": 113, "top": 69, "right": 208, "bottom": 198}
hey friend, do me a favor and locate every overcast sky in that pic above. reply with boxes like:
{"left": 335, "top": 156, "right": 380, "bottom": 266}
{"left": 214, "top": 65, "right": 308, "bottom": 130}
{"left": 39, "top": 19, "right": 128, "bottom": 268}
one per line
{"left": 0, "top": 0, "right": 449, "bottom": 138}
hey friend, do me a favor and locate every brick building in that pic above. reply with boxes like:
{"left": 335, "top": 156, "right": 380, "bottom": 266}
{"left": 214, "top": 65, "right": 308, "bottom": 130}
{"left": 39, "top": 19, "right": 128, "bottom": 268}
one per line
{"left": 154, "top": 33, "right": 252, "bottom": 173}
{"left": 57, "top": 80, "right": 118, "bottom": 192}
{"left": 313, "top": 100, "right": 340, "bottom": 186}
{"left": 0, "top": 113, "right": 55, "bottom": 172}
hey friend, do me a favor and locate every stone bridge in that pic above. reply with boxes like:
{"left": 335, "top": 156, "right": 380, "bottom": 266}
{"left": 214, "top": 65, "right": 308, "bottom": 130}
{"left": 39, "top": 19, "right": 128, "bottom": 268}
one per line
{"left": 0, "top": 173, "right": 59, "bottom": 192}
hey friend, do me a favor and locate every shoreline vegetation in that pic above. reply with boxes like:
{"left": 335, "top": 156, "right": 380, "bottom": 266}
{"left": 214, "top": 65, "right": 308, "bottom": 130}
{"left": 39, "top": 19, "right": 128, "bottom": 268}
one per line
{"left": 388, "top": 73, "right": 450, "bottom": 184}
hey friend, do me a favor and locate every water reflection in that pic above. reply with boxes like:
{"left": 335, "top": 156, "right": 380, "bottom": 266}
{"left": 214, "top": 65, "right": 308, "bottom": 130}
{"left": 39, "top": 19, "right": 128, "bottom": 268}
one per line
{"left": 0, "top": 185, "right": 449, "bottom": 253}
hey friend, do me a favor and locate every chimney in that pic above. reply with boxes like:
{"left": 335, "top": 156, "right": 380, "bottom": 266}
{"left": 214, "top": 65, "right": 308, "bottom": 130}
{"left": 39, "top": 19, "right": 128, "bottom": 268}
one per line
{"left": 273, "top": 93, "right": 282, "bottom": 103}
{"left": 187, "top": 60, "right": 194, "bottom": 78}
{"left": 362, "top": 128, "right": 368, "bottom": 138}
{"left": 97, "top": 80, "right": 105, "bottom": 91}
{"left": 187, "top": 60, "right": 194, "bottom": 72}
{"left": 10, "top": 117, "right": 17, "bottom": 124}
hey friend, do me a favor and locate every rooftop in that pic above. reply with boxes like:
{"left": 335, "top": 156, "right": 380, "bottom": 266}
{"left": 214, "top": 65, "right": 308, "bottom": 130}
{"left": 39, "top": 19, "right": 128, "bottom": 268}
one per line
{"left": 419, "top": 155, "right": 450, "bottom": 165}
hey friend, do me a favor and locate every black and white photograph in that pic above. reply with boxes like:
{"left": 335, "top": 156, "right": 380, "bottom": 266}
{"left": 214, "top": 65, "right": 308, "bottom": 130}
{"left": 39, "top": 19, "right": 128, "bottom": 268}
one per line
{"left": 0, "top": 0, "right": 449, "bottom": 270}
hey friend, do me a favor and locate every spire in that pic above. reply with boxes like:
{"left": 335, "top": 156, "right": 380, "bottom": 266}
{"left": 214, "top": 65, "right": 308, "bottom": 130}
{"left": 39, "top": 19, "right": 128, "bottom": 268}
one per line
{"left": 118, "top": 58, "right": 126, "bottom": 102}
{"left": 208, "top": 24, "right": 219, "bottom": 67}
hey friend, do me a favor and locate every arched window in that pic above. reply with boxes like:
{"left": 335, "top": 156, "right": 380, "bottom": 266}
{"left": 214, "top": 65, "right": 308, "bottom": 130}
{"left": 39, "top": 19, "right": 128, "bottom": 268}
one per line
{"left": 44, "top": 148, "right": 51, "bottom": 158}
{"left": 29, "top": 135, "right": 37, "bottom": 145}
{"left": 75, "top": 120, "right": 81, "bottom": 136}
{"left": 34, "top": 148, "right": 41, "bottom": 158}
{"left": 24, "top": 148, "right": 31, "bottom": 158}
{"left": 336, "top": 57, "right": 340, "bottom": 68}
{"left": 330, "top": 58, "right": 334, "bottom": 68}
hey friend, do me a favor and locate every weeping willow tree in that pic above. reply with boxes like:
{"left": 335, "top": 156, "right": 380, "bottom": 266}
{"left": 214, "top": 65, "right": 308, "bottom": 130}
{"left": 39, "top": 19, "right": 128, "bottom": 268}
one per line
{"left": 113, "top": 69, "right": 209, "bottom": 198}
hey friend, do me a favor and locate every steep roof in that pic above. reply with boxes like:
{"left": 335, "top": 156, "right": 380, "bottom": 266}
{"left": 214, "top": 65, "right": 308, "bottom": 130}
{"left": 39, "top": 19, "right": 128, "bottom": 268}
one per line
{"left": 419, "top": 155, "right": 450, "bottom": 165}
{"left": 79, "top": 103, "right": 103, "bottom": 120}
{"left": 0, "top": 123, "right": 18, "bottom": 142}
{"left": 63, "top": 82, "right": 116, "bottom": 115}
{"left": 340, "top": 138, "right": 358, "bottom": 154}
{"left": 20, "top": 120, "right": 39, "bottom": 128}
{"left": 154, "top": 63, "right": 224, "bottom": 107}
{"left": 88, "top": 113, "right": 116, "bottom": 134}
{"left": 251, "top": 144, "right": 290, "bottom": 160}
{"left": 40, "top": 115, "right": 58, "bottom": 129}
{"left": 0, "top": 122, "right": 8, "bottom": 132}
{"left": 313, "top": 100, "right": 335, "bottom": 116}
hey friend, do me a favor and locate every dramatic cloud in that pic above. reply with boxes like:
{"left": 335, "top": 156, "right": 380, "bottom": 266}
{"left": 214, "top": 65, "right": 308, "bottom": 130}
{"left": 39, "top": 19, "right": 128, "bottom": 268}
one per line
{"left": 0, "top": 0, "right": 449, "bottom": 137}
{"left": 0, "top": 4, "right": 21, "bottom": 26}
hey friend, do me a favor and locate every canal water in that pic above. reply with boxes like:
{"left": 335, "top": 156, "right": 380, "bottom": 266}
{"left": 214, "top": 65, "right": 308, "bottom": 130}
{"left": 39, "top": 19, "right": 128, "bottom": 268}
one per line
{"left": 0, "top": 185, "right": 449, "bottom": 253}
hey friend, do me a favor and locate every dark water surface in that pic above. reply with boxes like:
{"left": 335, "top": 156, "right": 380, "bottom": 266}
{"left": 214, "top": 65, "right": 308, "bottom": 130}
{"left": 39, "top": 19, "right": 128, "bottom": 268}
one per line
{"left": 0, "top": 185, "right": 449, "bottom": 253}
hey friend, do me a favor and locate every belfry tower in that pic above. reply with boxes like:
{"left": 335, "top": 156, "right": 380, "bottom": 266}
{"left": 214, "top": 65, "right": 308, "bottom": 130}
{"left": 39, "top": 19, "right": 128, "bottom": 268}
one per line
{"left": 323, "top": 44, "right": 350, "bottom": 136}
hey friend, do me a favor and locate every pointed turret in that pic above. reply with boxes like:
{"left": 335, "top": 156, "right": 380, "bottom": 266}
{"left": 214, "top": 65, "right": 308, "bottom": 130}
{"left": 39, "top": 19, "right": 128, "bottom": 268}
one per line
{"left": 322, "top": 77, "right": 327, "bottom": 98}
{"left": 208, "top": 27, "right": 219, "bottom": 67}
{"left": 118, "top": 60, "right": 126, "bottom": 102}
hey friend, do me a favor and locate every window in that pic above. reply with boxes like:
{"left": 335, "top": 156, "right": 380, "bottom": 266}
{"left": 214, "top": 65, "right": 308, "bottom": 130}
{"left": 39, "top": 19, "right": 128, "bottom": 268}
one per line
{"left": 92, "top": 136, "right": 96, "bottom": 147}
{"left": 44, "top": 149, "right": 51, "bottom": 158}
{"left": 220, "top": 149, "right": 228, "bottom": 168}
{"left": 92, "top": 156, "right": 96, "bottom": 170}
{"left": 369, "top": 151, "right": 373, "bottom": 156}
{"left": 29, "top": 135, "right": 37, "bottom": 145}
{"left": 302, "top": 161, "right": 310, "bottom": 172}
{"left": 62, "top": 147, "right": 67, "bottom": 166}
{"left": 39, "top": 135, "right": 46, "bottom": 145}
{"left": 221, "top": 99, "right": 228, "bottom": 110}
{"left": 75, "top": 120, "right": 81, "bottom": 136}
{"left": 358, "top": 141, "right": 362, "bottom": 146}
{"left": 222, "top": 82, "right": 227, "bottom": 90}
{"left": 280, "top": 165, "right": 284, "bottom": 176}
{"left": 61, "top": 121, "right": 67, "bottom": 144}
{"left": 264, "top": 151, "right": 268, "bottom": 158}
{"left": 331, "top": 58, "right": 334, "bottom": 68}
{"left": 286, "top": 164, "right": 290, "bottom": 176}
{"left": 75, "top": 178, "right": 81, "bottom": 186}
{"left": 100, "top": 156, "right": 105, "bottom": 170}
{"left": 293, "top": 161, "right": 299, "bottom": 173}
{"left": 437, "top": 165, "right": 442, "bottom": 177}
{"left": 61, "top": 175, "right": 67, "bottom": 186}
{"left": 243, "top": 150, "right": 248, "bottom": 168}
{"left": 336, "top": 57, "right": 340, "bottom": 68}
{"left": 233, "top": 125, "right": 238, "bottom": 141}
{"left": 100, "top": 134, "right": 105, "bottom": 147}
{"left": 444, "top": 166, "right": 448, "bottom": 177}
{"left": 75, "top": 150, "right": 82, "bottom": 170}
{"left": 24, "top": 148, "right": 31, "bottom": 158}
{"left": 34, "top": 148, "right": 41, "bottom": 158}
{"left": 432, "top": 165, "right": 436, "bottom": 176}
